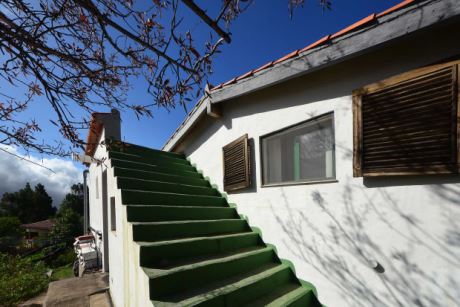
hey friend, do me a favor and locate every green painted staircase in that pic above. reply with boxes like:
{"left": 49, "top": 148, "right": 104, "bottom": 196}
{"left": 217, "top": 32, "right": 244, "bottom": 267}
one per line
{"left": 108, "top": 141, "right": 322, "bottom": 306}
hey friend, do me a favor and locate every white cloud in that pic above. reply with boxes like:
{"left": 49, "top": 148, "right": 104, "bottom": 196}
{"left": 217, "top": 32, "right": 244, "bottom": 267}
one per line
{"left": 0, "top": 145, "right": 83, "bottom": 208}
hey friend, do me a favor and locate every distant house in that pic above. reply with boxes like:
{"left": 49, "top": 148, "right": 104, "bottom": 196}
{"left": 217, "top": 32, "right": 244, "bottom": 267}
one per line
{"left": 21, "top": 219, "right": 55, "bottom": 248}
{"left": 83, "top": 1, "right": 460, "bottom": 306}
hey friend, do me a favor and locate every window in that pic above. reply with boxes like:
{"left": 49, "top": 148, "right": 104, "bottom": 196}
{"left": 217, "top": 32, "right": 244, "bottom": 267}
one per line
{"left": 223, "top": 134, "right": 251, "bottom": 192}
{"left": 95, "top": 176, "right": 99, "bottom": 199}
{"left": 110, "top": 197, "right": 116, "bottom": 231}
{"left": 261, "top": 113, "right": 335, "bottom": 186}
{"left": 353, "top": 60, "right": 460, "bottom": 177}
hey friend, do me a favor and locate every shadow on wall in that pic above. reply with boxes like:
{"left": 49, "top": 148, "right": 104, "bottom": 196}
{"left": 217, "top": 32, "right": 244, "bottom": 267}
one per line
{"left": 363, "top": 175, "right": 460, "bottom": 188}
{"left": 270, "top": 182, "right": 460, "bottom": 307}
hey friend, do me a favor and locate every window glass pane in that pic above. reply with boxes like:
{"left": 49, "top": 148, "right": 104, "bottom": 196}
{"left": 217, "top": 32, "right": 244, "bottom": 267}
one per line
{"left": 262, "top": 114, "right": 335, "bottom": 185}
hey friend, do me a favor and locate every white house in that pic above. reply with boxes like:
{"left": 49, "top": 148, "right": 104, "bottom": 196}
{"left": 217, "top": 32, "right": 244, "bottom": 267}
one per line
{"left": 84, "top": 0, "right": 460, "bottom": 306}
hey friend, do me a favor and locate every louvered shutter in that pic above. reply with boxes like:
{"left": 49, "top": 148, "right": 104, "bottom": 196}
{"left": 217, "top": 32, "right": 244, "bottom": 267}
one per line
{"left": 223, "top": 134, "right": 251, "bottom": 191}
{"left": 353, "top": 61, "right": 459, "bottom": 176}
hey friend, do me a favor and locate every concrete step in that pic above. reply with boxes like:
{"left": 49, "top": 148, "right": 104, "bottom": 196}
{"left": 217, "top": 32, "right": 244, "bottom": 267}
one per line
{"left": 89, "top": 291, "right": 112, "bottom": 307}
{"left": 145, "top": 246, "right": 278, "bottom": 300}
{"left": 121, "top": 190, "right": 228, "bottom": 207}
{"left": 138, "top": 232, "right": 263, "bottom": 268}
{"left": 117, "top": 177, "right": 220, "bottom": 197}
{"left": 113, "top": 167, "right": 210, "bottom": 187}
{"left": 131, "top": 219, "right": 250, "bottom": 242}
{"left": 111, "top": 158, "right": 197, "bottom": 175}
{"left": 127, "top": 205, "right": 239, "bottom": 222}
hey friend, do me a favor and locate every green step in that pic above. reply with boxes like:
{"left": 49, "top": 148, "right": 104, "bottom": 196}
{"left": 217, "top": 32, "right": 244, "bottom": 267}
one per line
{"left": 121, "top": 190, "right": 227, "bottom": 207}
{"left": 266, "top": 285, "right": 321, "bottom": 307}
{"left": 132, "top": 219, "right": 250, "bottom": 242}
{"left": 247, "top": 283, "right": 303, "bottom": 306}
{"left": 111, "top": 157, "right": 196, "bottom": 174}
{"left": 107, "top": 141, "right": 184, "bottom": 159}
{"left": 139, "top": 232, "right": 263, "bottom": 267}
{"left": 107, "top": 141, "right": 321, "bottom": 306}
{"left": 113, "top": 167, "right": 210, "bottom": 187}
{"left": 127, "top": 205, "right": 239, "bottom": 222}
{"left": 146, "top": 246, "right": 278, "bottom": 300}
{"left": 108, "top": 150, "right": 190, "bottom": 166}
{"left": 117, "top": 177, "right": 219, "bottom": 196}
{"left": 155, "top": 263, "right": 295, "bottom": 306}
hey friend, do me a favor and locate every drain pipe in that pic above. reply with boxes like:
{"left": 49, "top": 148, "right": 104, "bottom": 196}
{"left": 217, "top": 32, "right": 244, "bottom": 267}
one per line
{"left": 83, "top": 169, "right": 89, "bottom": 234}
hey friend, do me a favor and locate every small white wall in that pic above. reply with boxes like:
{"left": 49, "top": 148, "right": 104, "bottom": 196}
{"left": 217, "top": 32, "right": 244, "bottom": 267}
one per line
{"left": 88, "top": 130, "right": 152, "bottom": 307}
{"left": 176, "top": 26, "right": 460, "bottom": 307}
{"left": 88, "top": 130, "right": 107, "bottom": 269}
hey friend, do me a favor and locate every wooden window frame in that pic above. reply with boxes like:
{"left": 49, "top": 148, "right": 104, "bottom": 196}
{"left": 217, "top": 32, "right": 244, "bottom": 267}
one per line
{"left": 353, "top": 60, "right": 460, "bottom": 177}
{"left": 222, "top": 134, "right": 251, "bottom": 192}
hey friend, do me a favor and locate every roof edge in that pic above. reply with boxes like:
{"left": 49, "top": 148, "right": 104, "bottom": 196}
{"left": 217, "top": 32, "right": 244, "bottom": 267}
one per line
{"left": 163, "top": 0, "right": 458, "bottom": 152}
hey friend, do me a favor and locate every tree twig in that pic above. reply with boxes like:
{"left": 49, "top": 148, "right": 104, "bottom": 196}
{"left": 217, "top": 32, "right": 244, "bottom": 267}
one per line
{"left": 181, "top": 0, "right": 232, "bottom": 43}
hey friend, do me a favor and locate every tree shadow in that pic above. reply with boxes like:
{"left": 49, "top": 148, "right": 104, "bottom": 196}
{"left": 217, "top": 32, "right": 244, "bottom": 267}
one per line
{"left": 270, "top": 182, "right": 460, "bottom": 307}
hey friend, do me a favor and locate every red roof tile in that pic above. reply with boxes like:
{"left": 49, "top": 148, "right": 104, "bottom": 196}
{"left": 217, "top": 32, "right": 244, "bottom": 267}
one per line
{"left": 236, "top": 70, "right": 254, "bottom": 81}
{"left": 211, "top": 0, "right": 417, "bottom": 91}
{"left": 214, "top": 83, "right": 224, "bottom": 90}
{"left": 330, "top": 14, "right": 377, "bottom": 39}
{"left": 223, "top": 77, "right": 237, "bottom": 86}
{"left": 273, "top": 50, "right": 300, "bottom": 64}
{"left": 377, "top": 0, "right": 415, "bottom": 17}
{"left": 85, "top": 113, "right": 104, "bottom": 157}
{"left": 253, "top": 61, "right": 274, "bottom": 74}
{"left": 299, "top": 35, "right": 331, "bottom": 53}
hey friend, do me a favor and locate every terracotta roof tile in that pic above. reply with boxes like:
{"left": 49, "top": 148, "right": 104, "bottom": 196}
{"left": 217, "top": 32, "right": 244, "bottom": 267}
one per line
{"left": 377, "top": 0, "right": 415, "bottom": 17}
{"left": 273, "top": 50, "right": 300, "bottom": 64}
{"left": 213, "top": 83, "right": 224, "bottom": 90}
{"left": 299, "top": 35, "right": 331, "bottom": 53}
{"left": 85, "top": 114, "right": 104, "bottom": 157}
{"left": 331, "top": 14, "right": 377, "bottom": 39}
{"left": 223, "top": 77, "right": 237, "bottom": 86}
{"left": 253, "top": 61, "right": 274, "bottom": 74}
{"left": 236, "top": 70, "right": 254, "bottom": 81}
{"left": 211, "top": 0, "right": 417, "bottom": 92}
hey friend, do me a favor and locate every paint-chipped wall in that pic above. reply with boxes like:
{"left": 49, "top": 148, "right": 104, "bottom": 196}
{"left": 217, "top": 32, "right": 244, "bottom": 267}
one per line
{"left": 176, "top": 23, "right": 460, "bottom": 307}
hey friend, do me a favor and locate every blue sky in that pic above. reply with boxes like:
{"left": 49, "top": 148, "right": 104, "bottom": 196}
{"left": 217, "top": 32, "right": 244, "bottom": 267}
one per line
{"left": 4, "top": 0, "right": 402, "bottom": 154}
{"left": 0, "top": 1, "right": 402, "bottom": 203}
{"left": 119, "top": 0, "right": 402, "bottom": 150}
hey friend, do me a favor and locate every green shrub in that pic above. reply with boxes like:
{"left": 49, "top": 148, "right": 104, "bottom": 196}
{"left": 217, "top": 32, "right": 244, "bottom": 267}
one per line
{"left": 0, "top": 253, "right": 49, "bottom": 306}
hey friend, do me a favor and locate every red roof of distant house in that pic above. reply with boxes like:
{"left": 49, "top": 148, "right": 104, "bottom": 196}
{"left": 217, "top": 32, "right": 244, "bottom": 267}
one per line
{"left": 210, "top": 0, "right": 417, "bottom": 92}
{"left": 21, "top": 219, "right": 55, "bottom": 231}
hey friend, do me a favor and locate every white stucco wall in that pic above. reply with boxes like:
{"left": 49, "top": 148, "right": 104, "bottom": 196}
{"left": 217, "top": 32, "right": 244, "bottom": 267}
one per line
{"left": 88, "top": 130, "right": 107, "bottom": 270}
{"left": 175, "top": 26, "right": 460, "bottom": 307}
{"left": 88, "top": 130, "right": 152, "bottom": 307}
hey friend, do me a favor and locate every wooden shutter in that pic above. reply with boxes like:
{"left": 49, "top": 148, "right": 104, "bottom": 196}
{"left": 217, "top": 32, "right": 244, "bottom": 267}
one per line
{"left": 353, "top": 60, "right": 460, "bottom": 176}
{"left": 223, "top": 134, "right": 251, "bottom": 191}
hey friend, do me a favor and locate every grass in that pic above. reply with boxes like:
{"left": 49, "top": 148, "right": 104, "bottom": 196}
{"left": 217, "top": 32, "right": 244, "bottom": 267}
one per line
{"left": 52, "top": 263, "right": 74, "bottom": 280}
